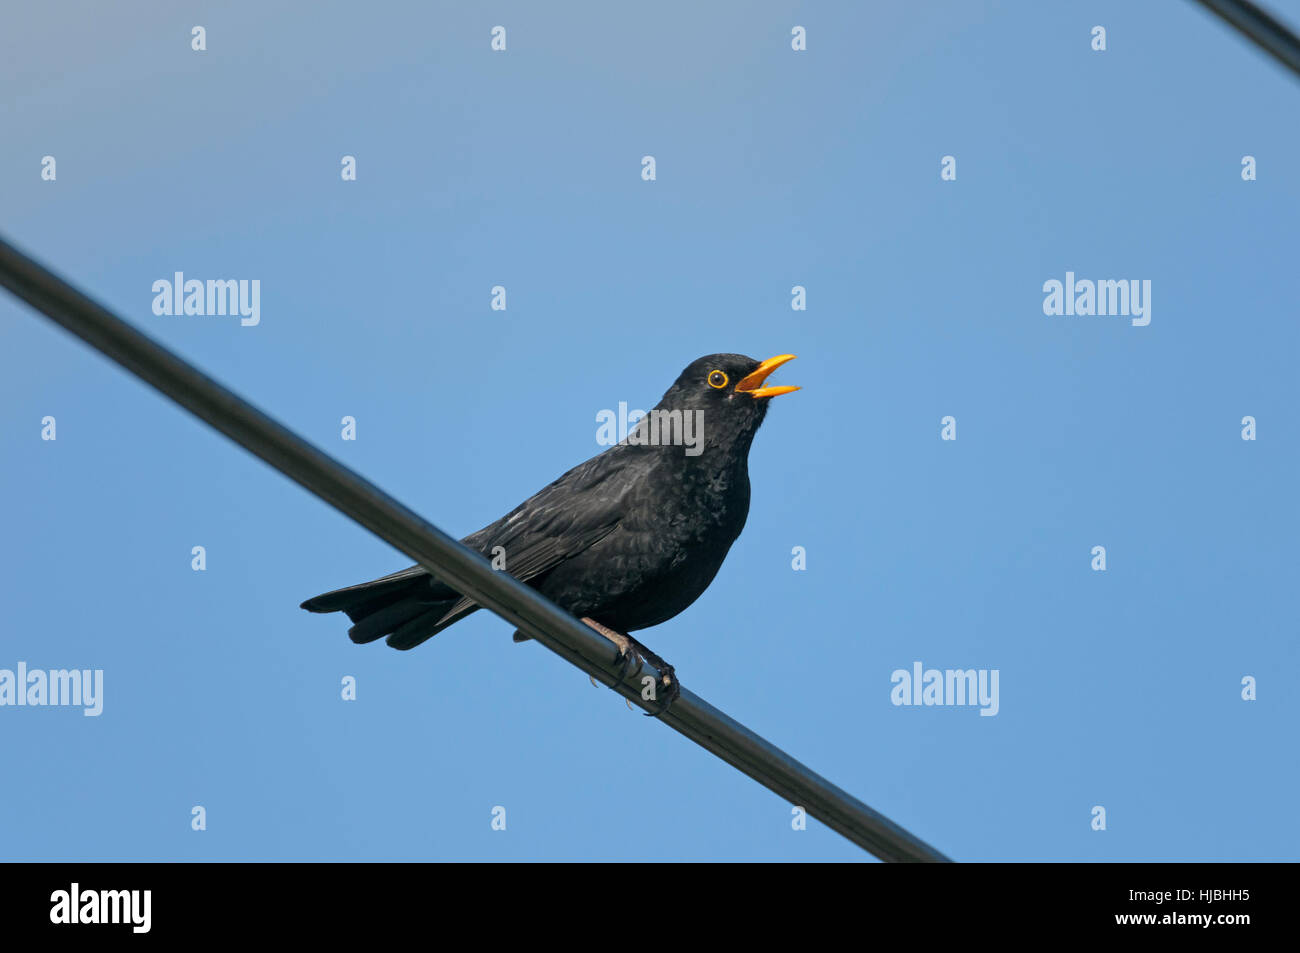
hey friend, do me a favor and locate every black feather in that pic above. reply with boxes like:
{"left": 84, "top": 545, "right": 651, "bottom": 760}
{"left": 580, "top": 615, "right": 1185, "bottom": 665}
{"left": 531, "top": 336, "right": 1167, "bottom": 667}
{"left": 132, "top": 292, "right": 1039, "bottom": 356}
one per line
{"left": 300, "top": 353, "right": 793, "bottom": 650}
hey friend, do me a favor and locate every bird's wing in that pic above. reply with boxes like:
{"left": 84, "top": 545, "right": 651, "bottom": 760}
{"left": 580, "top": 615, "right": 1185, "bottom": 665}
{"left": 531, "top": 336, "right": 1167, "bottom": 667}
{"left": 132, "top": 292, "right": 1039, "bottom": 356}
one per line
{"left": 433, "top": 451, "right": 633, "bottom": 624}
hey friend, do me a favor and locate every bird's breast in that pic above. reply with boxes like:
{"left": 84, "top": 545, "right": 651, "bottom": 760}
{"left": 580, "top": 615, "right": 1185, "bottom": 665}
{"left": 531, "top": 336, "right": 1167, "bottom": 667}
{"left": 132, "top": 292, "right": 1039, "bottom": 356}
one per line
{"left": 536, "top": 457, "right": 751, "bottom": 631}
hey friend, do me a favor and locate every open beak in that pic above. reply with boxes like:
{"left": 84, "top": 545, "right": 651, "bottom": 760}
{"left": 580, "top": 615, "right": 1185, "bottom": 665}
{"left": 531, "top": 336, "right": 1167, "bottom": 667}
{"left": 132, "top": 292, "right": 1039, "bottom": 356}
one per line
{"left": 735, "top": 354, "right": 800, "bottom": 399}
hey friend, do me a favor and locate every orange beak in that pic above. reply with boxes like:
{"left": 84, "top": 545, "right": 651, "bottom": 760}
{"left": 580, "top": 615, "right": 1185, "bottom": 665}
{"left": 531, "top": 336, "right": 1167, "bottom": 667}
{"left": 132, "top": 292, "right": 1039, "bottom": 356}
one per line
{"left": 735, "top": 354, "right": 800, "bottom": 399}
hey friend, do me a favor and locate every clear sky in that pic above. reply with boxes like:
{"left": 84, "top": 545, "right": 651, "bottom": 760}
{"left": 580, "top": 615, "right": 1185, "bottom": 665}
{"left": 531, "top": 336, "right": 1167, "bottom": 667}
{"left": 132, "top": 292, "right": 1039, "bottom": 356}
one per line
{"left": 2, "top": 1, "right": 1297, "bottom": 861}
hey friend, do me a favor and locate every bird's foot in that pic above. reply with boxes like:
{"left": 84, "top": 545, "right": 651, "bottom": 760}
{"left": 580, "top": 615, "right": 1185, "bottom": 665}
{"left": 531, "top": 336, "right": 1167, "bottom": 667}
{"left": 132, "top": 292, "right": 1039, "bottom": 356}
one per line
{"left": 581, "top": 619, "right": 680, "bottom": 714}
{"left": 626, "top": 637, "right": 681, "bottom": 716}
{"left": 581, "top": 617, "right": 645, "bottom": 688}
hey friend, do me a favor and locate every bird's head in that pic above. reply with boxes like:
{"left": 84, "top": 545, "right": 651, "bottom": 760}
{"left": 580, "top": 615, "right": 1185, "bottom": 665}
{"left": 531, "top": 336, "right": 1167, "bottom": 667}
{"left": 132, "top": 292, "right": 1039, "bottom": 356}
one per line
{"left": 636, "top": 353, "right": 799, "bottom": 459}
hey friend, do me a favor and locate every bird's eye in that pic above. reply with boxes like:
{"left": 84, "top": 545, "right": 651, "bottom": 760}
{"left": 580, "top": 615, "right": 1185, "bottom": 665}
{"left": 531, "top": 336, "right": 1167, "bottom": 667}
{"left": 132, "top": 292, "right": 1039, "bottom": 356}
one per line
{"left": 707, "top": 370, "right": 728, "bottom": 389}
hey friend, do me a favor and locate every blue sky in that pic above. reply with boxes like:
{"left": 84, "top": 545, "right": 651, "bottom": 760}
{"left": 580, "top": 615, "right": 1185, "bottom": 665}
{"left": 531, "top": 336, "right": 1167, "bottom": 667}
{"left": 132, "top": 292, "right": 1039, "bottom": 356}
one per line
{"left": 2, "top": 0, "right": 1297, "bottom": 860}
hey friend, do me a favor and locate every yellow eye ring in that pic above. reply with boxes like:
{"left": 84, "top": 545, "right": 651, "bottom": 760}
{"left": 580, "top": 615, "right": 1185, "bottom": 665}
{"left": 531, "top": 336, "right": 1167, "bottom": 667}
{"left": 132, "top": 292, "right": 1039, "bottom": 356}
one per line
{"left": 707, "top": 370, "right": 728, "bottom": 389}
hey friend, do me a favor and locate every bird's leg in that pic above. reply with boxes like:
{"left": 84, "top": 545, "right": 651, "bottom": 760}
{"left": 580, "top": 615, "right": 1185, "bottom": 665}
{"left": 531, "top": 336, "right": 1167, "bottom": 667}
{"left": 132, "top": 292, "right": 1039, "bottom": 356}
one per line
{"left": 624, "top": 635, "right": 681, "bottom": 716}
{"left": 580, "top": 619, "right": 680, "bottom": 714}
{"left": 581, "top": 617, "right": 644, "bottom": 688}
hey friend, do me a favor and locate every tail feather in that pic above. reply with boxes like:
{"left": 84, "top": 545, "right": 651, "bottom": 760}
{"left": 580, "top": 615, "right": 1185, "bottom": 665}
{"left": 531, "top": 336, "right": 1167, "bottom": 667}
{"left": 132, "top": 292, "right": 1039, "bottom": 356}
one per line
{"left": 300, "top": 569, "right": 478, "bottom": 651}
{"left": 300, "top": 567, "right": 444, "bottom": 614}
{"left": 345, "top": 596, "right": 435, "bottom": 644}
{"left": 384, "top": 606, "right": 452, "bottom": 651}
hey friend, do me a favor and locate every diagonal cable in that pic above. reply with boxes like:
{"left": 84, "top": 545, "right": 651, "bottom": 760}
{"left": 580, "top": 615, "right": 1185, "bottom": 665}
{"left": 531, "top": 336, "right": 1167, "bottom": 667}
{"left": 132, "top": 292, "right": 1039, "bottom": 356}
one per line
{"left": 0, "top": 235, "right": 950, "bottom": 863}
{"left": 1190, "top": 0, "right": 1300, "bottom": 79}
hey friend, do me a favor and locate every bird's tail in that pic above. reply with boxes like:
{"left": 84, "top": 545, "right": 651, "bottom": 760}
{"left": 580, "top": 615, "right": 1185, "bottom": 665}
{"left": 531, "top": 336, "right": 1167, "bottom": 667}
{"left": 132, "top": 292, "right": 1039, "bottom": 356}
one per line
{"left": 300, "top": 567, "right": 479, "bottom": 650}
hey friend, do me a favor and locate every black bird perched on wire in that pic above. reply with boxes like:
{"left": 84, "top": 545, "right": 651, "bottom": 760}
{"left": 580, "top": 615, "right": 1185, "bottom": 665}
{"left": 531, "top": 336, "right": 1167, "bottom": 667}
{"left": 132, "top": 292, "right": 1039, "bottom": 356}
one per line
{"left": 300, "top": 353, "right": 799, "bottom": 708}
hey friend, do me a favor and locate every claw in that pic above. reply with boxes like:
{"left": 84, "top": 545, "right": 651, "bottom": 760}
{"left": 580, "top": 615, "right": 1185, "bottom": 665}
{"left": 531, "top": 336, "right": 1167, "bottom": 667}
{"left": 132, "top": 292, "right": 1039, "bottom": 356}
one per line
{"left": 643, "top": 664, "right": 680, "bottom": 716}
{"left": 613, "top": 645, "right": 633, "bottom": 684}
{"left": 580, "top": 617, "right": 676, "bottom": 712}
{"left": 610, "top": 639, "right": 645, "bottom": 688}
{"left": 582, "top": 616, "right": 644, "bottom": 690}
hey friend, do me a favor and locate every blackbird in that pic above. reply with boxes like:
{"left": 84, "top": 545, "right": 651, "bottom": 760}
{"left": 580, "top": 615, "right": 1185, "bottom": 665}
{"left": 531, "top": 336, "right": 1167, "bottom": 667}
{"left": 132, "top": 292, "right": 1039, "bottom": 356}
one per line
{"left": 300, "top": 353, "right": 799, "bottom": 708}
